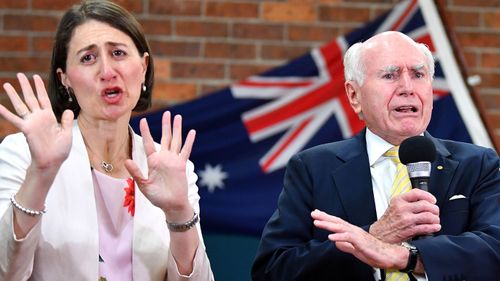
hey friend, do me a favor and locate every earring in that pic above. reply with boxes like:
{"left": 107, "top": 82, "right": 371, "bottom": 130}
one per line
{"left": 66, "top": 87, "right": 74, "bottom": 102}
{"left": 142, "top": 83, "right": 147, "bottom": 92}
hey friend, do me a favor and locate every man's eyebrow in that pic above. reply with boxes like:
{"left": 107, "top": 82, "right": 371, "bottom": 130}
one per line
{"left": 382, "top": 65, "right": 400, "bottom": 73}
{"left": 410, "top": 64, "right": 426, "bottom": 71}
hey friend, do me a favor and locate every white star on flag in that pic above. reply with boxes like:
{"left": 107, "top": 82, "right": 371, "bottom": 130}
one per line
{"left": 198, "top": 163, "right": 228, "bottom": 193}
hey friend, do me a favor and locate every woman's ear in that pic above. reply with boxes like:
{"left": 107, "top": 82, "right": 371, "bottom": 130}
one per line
{"left": 345, "top": 80, "right": 362, "bottom": 115}
{"left": 141, "top": 52, "right": 149, "bottom": 78}
{"left": 56, "top": 68, "right": 69, "bottom": 88}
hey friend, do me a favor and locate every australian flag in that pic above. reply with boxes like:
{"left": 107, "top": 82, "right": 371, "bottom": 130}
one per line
{"left": 131, "top": 0, "right": 487, "bottom": 236}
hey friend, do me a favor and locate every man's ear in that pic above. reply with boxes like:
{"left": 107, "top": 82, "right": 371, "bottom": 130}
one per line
{"left": 56, "top": 68, "right": 69, "bottom": 88}
{"left": 345, "top": 80, "right": 362, "bottom": 115}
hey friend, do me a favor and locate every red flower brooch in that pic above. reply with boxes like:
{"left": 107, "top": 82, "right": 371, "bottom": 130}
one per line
{"left": 123, "top": 178, "right": 135, "bottom": 216}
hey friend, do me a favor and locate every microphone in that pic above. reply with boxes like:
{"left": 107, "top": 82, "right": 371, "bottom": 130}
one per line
{"left": 399, "top": 136, "right": 436, "bottom": 192}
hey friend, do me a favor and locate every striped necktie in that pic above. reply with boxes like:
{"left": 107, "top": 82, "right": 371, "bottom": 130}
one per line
{"left": 384, "top": 146, "right": 411, "bottom": 281}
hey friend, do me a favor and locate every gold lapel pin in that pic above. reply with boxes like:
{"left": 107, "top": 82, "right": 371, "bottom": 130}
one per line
{"left": 437, "top": 165, "right": 444, "bottom": 170}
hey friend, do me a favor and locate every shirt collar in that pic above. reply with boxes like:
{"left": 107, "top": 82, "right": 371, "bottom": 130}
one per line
{"left": 365, "top": 128, "right": 395, "bottom": 167}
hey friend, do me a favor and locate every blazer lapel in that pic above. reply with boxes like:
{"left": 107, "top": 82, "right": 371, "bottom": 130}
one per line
{"left": 427, "top": 135, "right": 459, "bottom": 207}
{"left": 331, "top": 133, "right": 378, "bottom": 226}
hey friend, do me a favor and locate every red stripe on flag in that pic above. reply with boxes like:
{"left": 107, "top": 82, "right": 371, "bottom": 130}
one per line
{"left": 244, "top": 85, "right": 336, "bottom": 134}
{"left": 261, "top": 117, "right": 312, "bottom": 172}
{"left": 391, "top": 0, "right": 418, "bottom": 31}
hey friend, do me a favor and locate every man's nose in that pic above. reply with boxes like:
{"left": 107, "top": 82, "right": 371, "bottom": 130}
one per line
{"left": 398, "top": 72, "right": 414, "bottom": 96}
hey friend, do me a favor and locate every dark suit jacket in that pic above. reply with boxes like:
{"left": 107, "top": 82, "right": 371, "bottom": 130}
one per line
{"left": 252, "top": 131, "right": 500, "bottom": 281}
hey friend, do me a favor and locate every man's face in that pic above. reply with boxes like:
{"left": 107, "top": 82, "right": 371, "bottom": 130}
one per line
{"left": 346, "top": 33, "right": 434, "bottom": 145}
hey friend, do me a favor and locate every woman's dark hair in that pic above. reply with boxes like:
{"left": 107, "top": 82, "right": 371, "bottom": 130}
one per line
{"left": 48, "top": 0, "right": 154, "bottom": 120}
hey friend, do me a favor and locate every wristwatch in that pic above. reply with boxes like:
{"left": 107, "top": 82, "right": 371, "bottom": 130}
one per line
{"left": 400, "top": 241, "right": 419, "bottom": 273}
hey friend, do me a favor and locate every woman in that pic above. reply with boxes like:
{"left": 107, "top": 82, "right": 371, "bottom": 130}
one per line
{"left": 0, "top": 1, "right": 213, "bottom": 280}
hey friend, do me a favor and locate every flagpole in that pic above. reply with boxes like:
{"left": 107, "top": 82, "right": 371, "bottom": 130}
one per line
{"left": 420, "top": 0, "right": 496, "bottom": 150}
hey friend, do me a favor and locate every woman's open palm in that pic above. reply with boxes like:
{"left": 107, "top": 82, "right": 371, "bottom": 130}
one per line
{"left": 0, "top": 73, "right": 73, "bottom": 170}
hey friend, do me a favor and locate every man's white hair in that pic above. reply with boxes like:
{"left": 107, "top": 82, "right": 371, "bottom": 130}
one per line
{"left": 343, "top": 35, "right": 435, "bottom": 85}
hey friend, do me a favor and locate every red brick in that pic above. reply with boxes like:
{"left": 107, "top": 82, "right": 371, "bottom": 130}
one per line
{"left": 486, "top": 111, "right": 500, "bottom": 131}
{"left": 4, "top": 15, "right": 60, "bottom": 32}
{"left": 153, "top": 81, "right": 197, "bottom": 102}
{"left": 205, "top": 42, "right": 256, "bottom": 59}
{"left": 0, "top": 36, "right": 29, "bottom": 52}
{"left": 176, "top": 20, "right": 228, "bottom": 37}
{"left": 484, "top": 11, "right": 500, "bottom": 29}
{"left": 0, "top": 57, "right": 50, "bottom": 73}
{"left": 149, "top": 0, "right": 201, "bottom": 16}
{"left": 233, "top": 23, "right": 284, "bottom": 40}
{"left": 481, "top": 52, "right": 500, "bottom": 69}
{"left": 33, "top": 37, "right": 54, "bottom": 53}
{"left": 373, "top": 7, "right": 393, "bottom": 18}
{"left": 111, "top": 0, "right": 143, "bottom": 13}
{"left": 452, "top": 0, "right": 500, "bottom": 7}
{"left": 0, "top": 0, "right": 27, "bottom": 9}
{"left": 477, "top": 71, "right": 500, "bottom": 88}
{"left": 480, "top": 93, "right": 500, "bottom": 111}
{"left": 445, "top": 11, "right": 480, "bottom": 27}
{"left": 262, "top": 3, "right": 316, "bottom": 23}
{"left": 171, "top": 62, "right": 225, "bottom": 79}
{"left": 230, "top": 64, "right": 277, "bottom": 80}
{"left": 140, "top": 19, "right": 172, "bottom": 35}
{"left": 261, "top": 44, "right": 311, "bottom": 61}
{"left": 154, "top": 58, "right": 171, "bottom": 80}
{"left": 462, "top": 51, "right": 478, "bottom": 68}
{"left": 288, "top": 25, "right": 340, "bottom": 42}
{"left": 149, "top": 99, "right": 171, "bottom": 111}
{"left": 457, "top": 32, "right": 500, "bottom": 49}
{"left": 319, "top": 6, "right": 371, "bottom": 23}
{"left": 206, "top": 2, "right": 258, "bottom": 18}
{"left": 149, "top": 40, "right": 201, "bottom": 57}
{"left": 32, "top": 0, "right": 75, "bottom": 10}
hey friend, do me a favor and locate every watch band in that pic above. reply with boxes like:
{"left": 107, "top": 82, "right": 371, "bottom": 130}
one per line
{"left": 400, "top": 242, "right": 419, "bottom": 273}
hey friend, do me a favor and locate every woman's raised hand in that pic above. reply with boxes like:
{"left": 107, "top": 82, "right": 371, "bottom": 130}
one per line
{"left": 125, "top": 111, "right": 196, "bottom": 217}
{"left": 0, "top": 73, "right": 74, "bottom": 171}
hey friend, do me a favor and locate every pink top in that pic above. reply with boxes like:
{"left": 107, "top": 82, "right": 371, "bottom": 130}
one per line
{"left": 92, "top": 169, "right": 135, "bottom": 281}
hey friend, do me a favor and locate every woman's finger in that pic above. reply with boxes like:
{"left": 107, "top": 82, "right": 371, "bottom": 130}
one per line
{"left": 33, "top": 74, "right": 51, "bottom": 110}
{"left": 0, "top": 103, "right": 23, "bottom": 128}
{"left": 180, "top": 129, "right": 196, "bottom": 160}
{"left": 3, "top": 82, "right": 29, "bottom": 118}
{"left": 160, "top": 111, "right": 172, "bottom": 149}
{"left": 124, "top": 159, "right": 147, "bottom": 188}
{"left": 170, "top": 114, "right": 182, "bottom": 153}
{"left": 139, "top": 118, "right": 156, "bottom": 156}
{"left": 17, "top": 73, "right": 40, "bottom": 112}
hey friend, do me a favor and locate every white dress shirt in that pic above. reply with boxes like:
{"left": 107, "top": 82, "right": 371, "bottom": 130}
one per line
{"left": 365, "top": 128, "right": 427, "bottom": 281}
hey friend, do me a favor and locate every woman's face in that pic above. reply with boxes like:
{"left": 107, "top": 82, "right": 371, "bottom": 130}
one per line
{"left": 58, "top": 20, "right": 148, "bottom": 122}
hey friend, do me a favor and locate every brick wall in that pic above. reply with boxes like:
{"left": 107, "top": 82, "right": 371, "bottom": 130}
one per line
{"left": 0, "top": 0, "right": 498, "bottom": 149}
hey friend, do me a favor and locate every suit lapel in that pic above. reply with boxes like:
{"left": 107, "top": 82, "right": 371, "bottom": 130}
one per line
{"left": 427, "top": 135, "right": 459, "bottom": 206}
{"left": 331, "top": 132, "right": 378, "bottom": 226}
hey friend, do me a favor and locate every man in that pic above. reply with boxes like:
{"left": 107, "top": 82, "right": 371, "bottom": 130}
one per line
{"left": 252, "top": 31, "right": 500, "bottom": 281}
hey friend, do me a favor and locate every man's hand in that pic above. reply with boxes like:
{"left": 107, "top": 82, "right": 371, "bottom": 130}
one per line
{"left": 370, "top": 188, "right": 441, "bottom": 243}
{"left": 311, "top": 209, "right": 409, "bottom": 269}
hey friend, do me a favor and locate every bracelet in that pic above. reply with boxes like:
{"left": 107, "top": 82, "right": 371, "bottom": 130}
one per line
{"left": 166, "top": 211, "right": 199, "bottom": 232}
{"left": 10, "top": 194, "right": 46, "bottom": 216}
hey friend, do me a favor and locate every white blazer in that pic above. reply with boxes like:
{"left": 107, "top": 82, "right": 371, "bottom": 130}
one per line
{"left": 0, "top": 121, "right": 213, "bottom": 281}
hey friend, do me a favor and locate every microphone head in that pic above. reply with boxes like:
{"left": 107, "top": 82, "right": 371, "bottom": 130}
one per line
{"left": 399, "top": 136, "right": 437, "bottom": 165}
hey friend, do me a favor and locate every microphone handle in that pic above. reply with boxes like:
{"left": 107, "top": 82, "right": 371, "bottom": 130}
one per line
{"left": 410, "top": 177, "right": 429, "bottom": 192}
{"left": 410, "top": 177, "right": 433, "bottom": 239}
